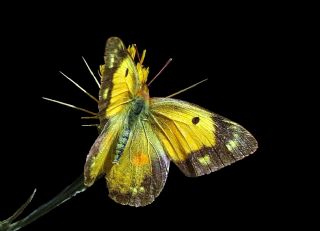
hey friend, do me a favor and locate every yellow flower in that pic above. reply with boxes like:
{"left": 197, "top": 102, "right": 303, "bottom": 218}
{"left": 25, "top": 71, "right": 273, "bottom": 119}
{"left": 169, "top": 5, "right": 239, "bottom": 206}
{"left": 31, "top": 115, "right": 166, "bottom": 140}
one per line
{"left": 127, "top": 44, "right": 149, "bottom": 84}
{"left": 127, "top": 44, "right": 137, "bottom": 60}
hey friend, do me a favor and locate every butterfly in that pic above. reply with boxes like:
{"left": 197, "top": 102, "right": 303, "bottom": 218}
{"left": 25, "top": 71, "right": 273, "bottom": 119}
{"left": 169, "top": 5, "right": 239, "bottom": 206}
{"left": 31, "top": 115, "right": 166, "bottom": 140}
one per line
{"left": 82, "top": 37, "right": 258, "bottom": 207}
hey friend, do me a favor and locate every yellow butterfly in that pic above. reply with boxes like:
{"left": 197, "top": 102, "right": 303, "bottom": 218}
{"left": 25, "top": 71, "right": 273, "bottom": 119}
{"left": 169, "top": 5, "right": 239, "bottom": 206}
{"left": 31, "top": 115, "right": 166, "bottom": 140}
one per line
{"left": 81, "top": 37, "right": 258, "bottom": 207}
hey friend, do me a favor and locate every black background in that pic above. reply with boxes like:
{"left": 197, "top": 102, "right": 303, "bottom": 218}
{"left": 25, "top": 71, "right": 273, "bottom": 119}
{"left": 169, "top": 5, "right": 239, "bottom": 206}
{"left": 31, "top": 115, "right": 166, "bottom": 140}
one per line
{"left": 0, "top": 2, "right": 287, "bottom": 231}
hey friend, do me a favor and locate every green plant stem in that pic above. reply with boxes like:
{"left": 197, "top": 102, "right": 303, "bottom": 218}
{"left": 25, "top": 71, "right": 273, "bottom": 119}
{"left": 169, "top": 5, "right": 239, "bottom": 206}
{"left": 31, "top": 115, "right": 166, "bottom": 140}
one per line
{"left": 0, "top": 174, "right": 87, "bottom": 231}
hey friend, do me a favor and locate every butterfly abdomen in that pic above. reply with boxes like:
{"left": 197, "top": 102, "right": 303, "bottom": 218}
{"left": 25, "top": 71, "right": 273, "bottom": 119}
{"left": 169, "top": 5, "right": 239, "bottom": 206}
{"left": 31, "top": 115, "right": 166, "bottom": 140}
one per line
{"left": 114, "top": 127, "right": 130, "bottom": 163}
{"left": 113, "top": 97, "right": 146, "bottom": 163}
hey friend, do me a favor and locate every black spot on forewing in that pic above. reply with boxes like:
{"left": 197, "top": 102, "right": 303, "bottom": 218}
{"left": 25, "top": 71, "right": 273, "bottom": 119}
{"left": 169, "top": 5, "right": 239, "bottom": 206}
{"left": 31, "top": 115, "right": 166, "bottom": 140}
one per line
{"left": 192, "top": 117, "right": 200, "bottom": 124}
{"left": 125, "top": 68, "right": 129, "bottom": 77}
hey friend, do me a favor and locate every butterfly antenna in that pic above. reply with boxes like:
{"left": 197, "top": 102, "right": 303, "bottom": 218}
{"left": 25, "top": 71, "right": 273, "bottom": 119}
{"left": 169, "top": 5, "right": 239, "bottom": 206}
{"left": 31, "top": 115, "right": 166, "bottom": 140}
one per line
{"left": 42, "top": 97, "right": 97, "bottom": 116}
{"left": 59, "top": 71, "right": 99, "bottom": 103}
{"left": 166, "top": 78, "right": 208, "bottom": 98}
{"left": 82, "top": 57, "right": 101, "bottom": 88}
{"left": 148, "top": 58, "right": 173, "bottom": 86}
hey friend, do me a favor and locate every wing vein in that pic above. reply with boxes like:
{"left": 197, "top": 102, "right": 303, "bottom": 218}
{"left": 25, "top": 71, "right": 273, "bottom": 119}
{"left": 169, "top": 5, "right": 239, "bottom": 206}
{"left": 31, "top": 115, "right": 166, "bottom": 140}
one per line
{"left": 171, "top": 121, "right": 201, "bottom": 175}
{"left": 178, "top": 121, "right": 213, "bottom": 172}
{"left": 150, "top": 114, "right": 183, "bottom": 161}
{"left": 141, "top": 120, "right": 155, "bottom": 198}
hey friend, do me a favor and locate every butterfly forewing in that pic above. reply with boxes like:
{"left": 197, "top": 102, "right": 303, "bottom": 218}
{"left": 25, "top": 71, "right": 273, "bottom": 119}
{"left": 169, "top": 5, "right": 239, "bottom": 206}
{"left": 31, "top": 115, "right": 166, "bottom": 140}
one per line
{"left": 149, "top": 97, "right": 258, "bottom": 177}
{"left": 98, "top": 37, "right": 140, "bottom": 125}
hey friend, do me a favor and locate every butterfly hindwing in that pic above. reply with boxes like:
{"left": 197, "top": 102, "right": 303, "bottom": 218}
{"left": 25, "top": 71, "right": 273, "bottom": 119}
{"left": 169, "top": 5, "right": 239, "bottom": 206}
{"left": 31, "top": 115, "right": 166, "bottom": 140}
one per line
{"left": 84, "top": 114, "right": 127, "bottom": 186}
{"left": 105, "top": 119, "right": 170, "bottom": 206}
{"left": 150, "top": 97, "right": 258, "bottom": 177}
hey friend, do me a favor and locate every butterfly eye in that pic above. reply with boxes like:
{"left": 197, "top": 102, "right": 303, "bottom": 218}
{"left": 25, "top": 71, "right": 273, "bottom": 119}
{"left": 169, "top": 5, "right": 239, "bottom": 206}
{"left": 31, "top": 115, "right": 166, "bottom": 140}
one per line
{"left": 192, "top": 117, "right": 200, "bottom": 125}
{"left": 125, "top": 68, "right": 129, "bottom": 77}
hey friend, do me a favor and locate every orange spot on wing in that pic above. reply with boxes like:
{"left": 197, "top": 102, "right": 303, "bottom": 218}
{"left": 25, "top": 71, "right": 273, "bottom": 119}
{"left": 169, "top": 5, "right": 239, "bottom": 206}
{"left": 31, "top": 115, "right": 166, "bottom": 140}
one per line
{"left": 132, "top": 153, "right": 149, "bottom": 166}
